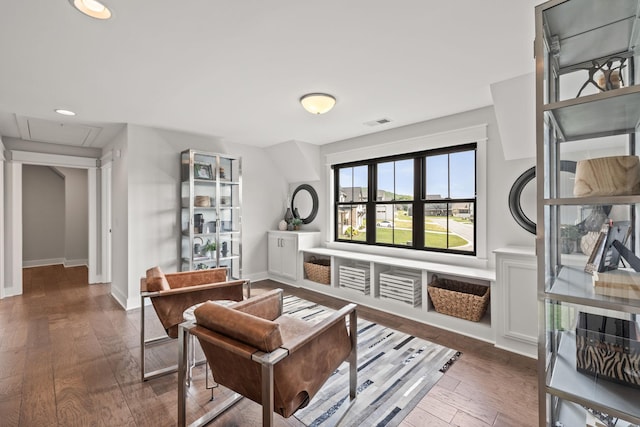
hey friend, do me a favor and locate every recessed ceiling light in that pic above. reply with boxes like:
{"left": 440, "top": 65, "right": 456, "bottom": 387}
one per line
{"left": 69, "top": 0, "right": 112, "bottom": 20}
{"left": 55, "top": 109, "right": 76, "bottom": 116}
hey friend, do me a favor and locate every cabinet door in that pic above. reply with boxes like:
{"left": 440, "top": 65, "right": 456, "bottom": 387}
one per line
{"left": 267, "top": 234, "right": 283, "bottom": 275}
{"left": 279, "top": 234, "right": 298, "bottom": 280}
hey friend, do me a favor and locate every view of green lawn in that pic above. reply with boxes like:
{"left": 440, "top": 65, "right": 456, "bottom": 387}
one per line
{"left": 339, "top": 211, "right": 470, "bottom": 248}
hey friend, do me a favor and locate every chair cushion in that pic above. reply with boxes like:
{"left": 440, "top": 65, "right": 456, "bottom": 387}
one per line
{"left": 146, "top": 266, "right": 170, "bottom": 292}
{"left": 195, "top": 301, "right": 283, "bottom": 352}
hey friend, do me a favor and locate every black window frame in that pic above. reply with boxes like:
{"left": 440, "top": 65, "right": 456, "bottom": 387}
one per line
{"left": 333, "top": 142, "right": 477, "bottom": 256}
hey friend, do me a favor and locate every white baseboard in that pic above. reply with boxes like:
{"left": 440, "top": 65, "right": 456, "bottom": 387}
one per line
{"left": 110, "top": 285, "right": 128, "bottom": 310}
{"left": 23, "top": 258, "right": 89, "bottom": 269}
{"left": 1, "top": 285, "right": 18, "bottom": 299}
{"left": 64, "top": 258, "right": 88, "bottom": 268}
{"left": 244, "top": 271, "right": 269, "bottom": 282}
{"left": 23, "top": 258, "right": 65, "bottom": 268}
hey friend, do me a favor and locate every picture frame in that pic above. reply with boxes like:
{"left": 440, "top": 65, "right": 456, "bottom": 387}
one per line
{"left": 585, "top": 221, "right": 631, "bottom": 274}
{"left": 194, "top": 163, "right": 213, "bottom": 180}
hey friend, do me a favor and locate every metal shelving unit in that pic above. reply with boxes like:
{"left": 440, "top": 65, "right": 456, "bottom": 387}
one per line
{"left": 180, "top": 149, "right": 242, "bottom": 278}
{"left": 535, "top": 1, "right": 640, "bottom": 426}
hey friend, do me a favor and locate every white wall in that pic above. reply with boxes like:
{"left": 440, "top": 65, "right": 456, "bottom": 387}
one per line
{"left": 21, "top": 165, "right": 89, "bottom": 267}
{"left": 22, "top": 165, "right": 65, "bottom": 265}
{"left": 60, "top": 167, "right": 88, "bottom": 266}
{"left": 109, "top": 124, "right": 288, "bottom": 309}
{"left": 318, "top": 106, "right": 536, "bottom": 268}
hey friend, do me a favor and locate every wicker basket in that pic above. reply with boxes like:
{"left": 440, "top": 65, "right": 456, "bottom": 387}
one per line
{"left": 427, "top": 275, "right": 490, "bottom": 322}
{"left": 304, "top": 257, "right": 331, "bottom": 285}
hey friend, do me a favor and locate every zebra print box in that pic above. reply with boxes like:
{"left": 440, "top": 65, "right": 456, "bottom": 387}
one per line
{"left": 576, "top": 312, "right": 640, "bottom": 389}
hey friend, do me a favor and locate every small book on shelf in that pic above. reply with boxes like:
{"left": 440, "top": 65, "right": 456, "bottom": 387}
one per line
{"left": 592, "top": 269, "right": 640, "bottom": 300}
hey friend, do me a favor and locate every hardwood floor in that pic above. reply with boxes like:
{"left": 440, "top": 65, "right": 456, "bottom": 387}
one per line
{"left": 0, "top": 265, "right": 538, "bottom": 426}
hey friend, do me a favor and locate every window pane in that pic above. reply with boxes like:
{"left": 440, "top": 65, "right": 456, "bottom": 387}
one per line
{"left": 425, "top": 202, "right": 450, "bottom": 249}
{"left": 424, "top": 202, "right": 474, "bottom": 252}
{"left": 338, "top": 168, "right": 353, "bottom": 202}
{"left": 353, "top": 166, "right": 368, "bottom": 201}
{"left": 375, "top": 205, "right": 393, "bottom": 244}
{"left": 338, "top": 204, "right": 367, "bottom": 241}
{"left": 378, "top": 160, "right": 413, "bottom": 201}
{"left": 393, "top": 204, "right": 412, "bottom": 246}
{"left": 377, "top": 162, "right": 393, "bottom": 201}
{"left": 451, "top": 202, "right": 474, "bottom": 252}
{"left": 395, "top": 159, "right": 413, "bottom": 201}
{"left": 339, "top": 166, "right": 368, "bottom": 203}
{"left": 426, "top": 154, "right": 448, "bottom": 199}
{"left": 450, "top": 150, "right": 475, "bottom": 198}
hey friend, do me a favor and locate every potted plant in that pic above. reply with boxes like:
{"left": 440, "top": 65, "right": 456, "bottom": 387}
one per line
{"left": 560, "top": 224, "right": 581, "bottom": 254}
{"left": 202, "top": 240, "right": 216, "bottom": 258}
{"left": 291, "top": 218, "right": 303, "bottom": 231}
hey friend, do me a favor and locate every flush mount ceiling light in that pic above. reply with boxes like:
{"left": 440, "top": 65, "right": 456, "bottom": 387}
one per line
{"left": 70, "top": 0, "right": 112, "bottom": 20}
{"left": 55, "top": 109, "right": 76, "bottom": 116}
{"left": 300, "top": 93, "right": 336, "bottom": 115}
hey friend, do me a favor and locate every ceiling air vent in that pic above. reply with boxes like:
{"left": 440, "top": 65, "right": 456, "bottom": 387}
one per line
{"left": 364, "top": 117, "right": 392, "bottom": 127}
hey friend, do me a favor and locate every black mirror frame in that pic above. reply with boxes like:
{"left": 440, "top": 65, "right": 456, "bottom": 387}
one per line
{"left": 291, "top": 184, "right": 319, "bottom": 224}
{"left": 508, "top": 160, "right": 577, "bottom": 235}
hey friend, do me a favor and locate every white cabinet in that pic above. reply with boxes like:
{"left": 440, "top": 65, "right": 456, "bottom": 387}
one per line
{"left": 268, "top": 231, "right": 320, "bottom": 283}
{"left": 494, "top": 247, "right": 537, "bottom": 359}
{"left": 268, "top": 233, "right": 298, "bottom": 280}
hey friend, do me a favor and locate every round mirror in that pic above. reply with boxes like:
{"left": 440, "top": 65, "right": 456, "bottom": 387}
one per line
{"left": 291, "top": 184, "right": 318, "bottom": 224}
{"left": 508, "top": 161, "right": 577, "bottom": 235}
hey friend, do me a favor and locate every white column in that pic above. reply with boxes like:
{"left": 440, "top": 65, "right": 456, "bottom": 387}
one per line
{"left": 5, "top": 161, "right": 23, "bottom": 296}
{"left": 0, "top": 141, "right": 5, "bottom": 299}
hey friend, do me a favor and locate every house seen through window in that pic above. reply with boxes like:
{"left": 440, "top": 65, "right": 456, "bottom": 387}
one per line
{"left": 334, "top": 143, "right": 476, "bottom": 255}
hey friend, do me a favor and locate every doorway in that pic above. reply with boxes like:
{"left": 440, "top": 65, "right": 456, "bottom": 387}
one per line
{"left": 3, "top": 150, "right": 112, "bottom": 297}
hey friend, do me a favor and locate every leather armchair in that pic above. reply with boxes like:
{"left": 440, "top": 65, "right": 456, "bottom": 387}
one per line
{"left": 140, "top": 266, "right": 249, "bottom": 381}
{"left": 178, "top": 288, "right": 357, "bottom": 427}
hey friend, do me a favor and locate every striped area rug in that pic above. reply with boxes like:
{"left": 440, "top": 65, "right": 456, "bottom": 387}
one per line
{"left": 281, "top": 295, "right": 461, "bottom": 427}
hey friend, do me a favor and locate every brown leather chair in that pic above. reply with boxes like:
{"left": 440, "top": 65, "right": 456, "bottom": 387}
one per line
{"left": 140, "top": 266, "right": 249, "bottom": 381}
{"left": 178, "top": 288, "right": 357, "bottom": 427}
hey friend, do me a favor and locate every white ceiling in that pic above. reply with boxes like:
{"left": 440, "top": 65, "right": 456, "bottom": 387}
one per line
{"left": 0, "top": 1, "right": 542, "bottom": 149}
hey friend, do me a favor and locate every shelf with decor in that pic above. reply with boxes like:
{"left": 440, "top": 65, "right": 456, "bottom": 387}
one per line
{"left": 535, "top": 1, "right": 640, "bottom": 425}
{"left": 180, "top": 149, "right": 242, "bottom": 278}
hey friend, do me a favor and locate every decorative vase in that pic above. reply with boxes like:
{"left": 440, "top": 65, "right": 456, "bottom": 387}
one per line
{"left": 278, "top": 220, "right": 287, "bottom": 231}
{"left": 284, "top": 207, "right": 294, "bottom": 223}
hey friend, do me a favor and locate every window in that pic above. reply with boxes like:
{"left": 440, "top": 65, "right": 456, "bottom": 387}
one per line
{"left": 336, "top": 165, "right": 368, "bottom": 242}
{"left": 334, "top": 143, "right": 476, "bottom": 255}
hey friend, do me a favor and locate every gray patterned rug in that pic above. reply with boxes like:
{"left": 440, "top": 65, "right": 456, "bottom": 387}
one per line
{"left": 282, "top": 295, "right": 461, "bottom": 427}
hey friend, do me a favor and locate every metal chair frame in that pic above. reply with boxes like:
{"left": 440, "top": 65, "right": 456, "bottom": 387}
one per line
{"left": 140, "top": 279, "right": 250, "bottom": 381}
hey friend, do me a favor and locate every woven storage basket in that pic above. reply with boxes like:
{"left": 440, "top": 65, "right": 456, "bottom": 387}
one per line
{"left": 427, "top": 275, "right": 490, "bottom": 322}
{"left": 304, "top": 257, "right": 331, "bottom": 285}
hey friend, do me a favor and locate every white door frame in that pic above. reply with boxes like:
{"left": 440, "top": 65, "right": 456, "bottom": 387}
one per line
{"left": 101, "top": 152, "right": 113, "bottom": 284}
{"left": 0, "top": 141, "right": 5, "bottom": 299}
{"left": 4, "top": 150, "right": 104, "bottom": 296}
